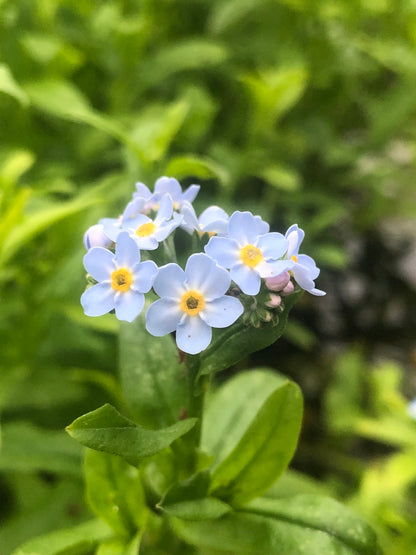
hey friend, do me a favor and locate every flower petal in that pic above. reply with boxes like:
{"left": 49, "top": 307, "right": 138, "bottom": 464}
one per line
{"left": 154, "top": 213, "right": 182, "bottom": 242}
{"left": 292, "top": 263, "right": 315, "bottom": 291}
{"left": 176, "top": 315, "right": 212, "bottom": 354}
{"left": 228, "top": 211, "right": 261, "bottom": 244}
{"left": 81, "top": 283, "right": 114, "bottom": 316}
{"left": 155, "top": 193, "right": 173, "bottom": 222}
{"left": 115, "top": 231, "right": 140, "bottom": 267}
{"left": 257, "top": 232, "right": 288, "bottom": 260}
{"left": 180, "top": 201, "right": 199, "bottom": 234}
{"left": 146, "top": 298, "right": 182, "bottom": 336}
{"left": 204, "top": 236, "right": 240, "bottom": 268}
{"left": 83, "top": 247, "right": 115, "bottom": 282}
{"left": 134, "top": 235, "right": 159, "bottom": 250}
{"left": 154, "top": 176, "right": 182, "bottom": 200}
{"left": 256, "top": 259, "right": 293, "bottom": 278}
{"left": 153, "top": 263, "right": 186, "bottom": 298}
{"left": 297, "top": 254, "right": 320, "bottom": 280}
{"left": 135, "top": 182, "right": 152, "bottom": 199}
{"left": 122, "top": 198, "right": 146, "bottom": 225}
{"left": 132, "top": 260, "right": 158, "bottom": 293}
{"left": 184, "top": 253, "right": 231, "bottom": 299}
{"left": 285, "top": 224, "right": 304, "bottom": 258}
{"left": 181, "top": 184, "right": 200, "bottom": 204}
{"left": 200, "top": 296, "right": 244, "bottom": 328}
{"left": 309, "top": 287, "right": 326, "bottom": 296}
{"left": 114, "top": 289, "right": 145, "bottom": 322}
{"left": 230, "top": 263, "right": 261, "bottom": 295}
{"left": 199, "top": 205, "right": 228, "bottom": 226}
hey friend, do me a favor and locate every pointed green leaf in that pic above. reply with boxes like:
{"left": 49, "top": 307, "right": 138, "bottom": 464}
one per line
{"left": 172, "top": 495, "right": 381, "bottom": 554}
{"left": 66, "top": 404, "right": 196, "bottom": 466}
{"left": 159, "top": 471, "right": 231, "bottom": 521}
{"left": 84, "top": 450, "right": 146, "bottom": 536}
{"left": 120, "top": 315, "right": 189, "bottom": 429}
{"left": 210, "top": 381, "right": 303, "bottom": 504}
{"left": 0, "top": 64, "right": 29, "bottom": 105}
{"left": 11, "top": 519, "right": 112, "bottom": 555}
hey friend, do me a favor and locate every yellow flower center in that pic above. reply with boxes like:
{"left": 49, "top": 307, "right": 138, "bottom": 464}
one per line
{"left": 240, "top": 244, "right": 263, "bottom": 268}
{"left": 291, "top": 255, "right": 298, "bottom": 263}
{"left": 180, "top": 290, "right": 205, "bottom": 316}
{"left": 111, "top": 268, "right": 133, "bottom": 292}
{"left": 136, "top": 222, "right": 156, "bottom": 237}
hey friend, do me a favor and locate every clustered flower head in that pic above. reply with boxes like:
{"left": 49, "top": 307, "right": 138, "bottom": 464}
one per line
{"left": 82, "top": 177, "right": 325, "bottom": 354}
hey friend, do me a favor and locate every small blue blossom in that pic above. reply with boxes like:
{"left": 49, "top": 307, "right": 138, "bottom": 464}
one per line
{"left": 83, "top": 223, "right": 113, "bottom": 250}
{"left": 153, "top": 176, "right": 200, "bottom": 211}
{"left": 145, "top": 253, "right": 244, "bottom": 354}
{"left": 284, "top": 224, "right": 326, "bottom": 296}
{"left": 81, "top": 232, "right": 158, "bottom": 322}
{"left": 103, "top": 195, "right": 182, "bottom": 251}
{"left": 180, "top": 202, "right": 229, "bottom": 236}
{"left": 132, "top": 182, "right": 162, "bottom": 214}
{"left": 205, "top": 211, "right": 290, "bottom": 295}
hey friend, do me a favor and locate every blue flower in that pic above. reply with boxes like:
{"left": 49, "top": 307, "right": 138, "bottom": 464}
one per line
{"left": 204, "top": 211, "right": 290, "bottom": 295}
{"left": 152, "top": 176, "right": 200, "bottom": 211}
{"left": 81, "top": 232, "right": 158, "bottom": 322}
{"left": 103, "top": 195, "right": 182, "bottom": 251}
{"left": 180, "top": 202, "right": 229, "bottom": 236}
{"left": 284, "top": 224, "right": 326, "bottom": 296}
{"left": 83, "top": 223, "right": 113, "bottom": 250}
{"left": 145, "top": 253, "right": 244, "bottom": 354}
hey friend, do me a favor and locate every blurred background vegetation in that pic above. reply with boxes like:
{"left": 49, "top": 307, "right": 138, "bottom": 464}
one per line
{"left": 1, "top": 0, "right": 416, "bottom": 553}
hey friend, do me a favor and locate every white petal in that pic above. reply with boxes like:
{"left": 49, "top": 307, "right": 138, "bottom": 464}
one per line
{"left": 154, "top": 176, "right": 182, "bottom": 200}
{"left": 297, "top": 254, "right": 320, "bottom": 280}
{"left": 256, "top": 232, "right": 288, "bottom": 260}
{"left": 176, "top": 315, "right": 212, "bottom": 354}
{"left": 153, "top": 263, "right": 186, "bottom": 298}
{"left": 228, "top": 211, "right": 261, "bottom": 244}
{"left": 309, "top": 287, "right": 326, "bottom": 296}
{"left": 199, "top": 205, "right": 228, "bottom": 226}
{"left": 185, "top": 253, "right": 231, "bottom": 299}
{"left": 114, "top": 289, "right": 145, "bottom": 322}
{"left": 200, "top": 296, "right": 244, "bottom": 328}
{"left": 145, "top": 298, "right": 182, "bottom": 336}
{"left": 230, "top": 263, "right": 261, "bottom": 295}
{"left": 83, "top": 248, "right": 115, "bottom": 282}
{"left": 132, "top": 260, "right": 158, "bottom": 293}
{"left": 135, "top": 182, "right": 152, "bottom": 199}
{"left": 204, "top": 236, "right": 239, "bottom": 268}
{"left": 181, "top": 184, "right": 200, "bottom": 204}
{"left": 81, "top": 283, "right": 114, "bottom": 316}
{"left": 180, "top": 201, "right": 199, "bottom": 234}
{"left": 292, "top": 264, "right": 315, "bottom": 291}
{"left": 115, "top": 231, "right": 140, "bottom": 267}
{"left": 285, "top": 224, "right": 304, "bottom": 258}
{"left": 256, "top": 259, "right": 293, "bottom": 278}
{"left": 155, "top": 193, "right": 173, "bottom": 222}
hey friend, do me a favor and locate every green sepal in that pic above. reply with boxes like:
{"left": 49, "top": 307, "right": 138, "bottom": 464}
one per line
{"left": 66, "top": 403, "right": 196, "bottom": 466}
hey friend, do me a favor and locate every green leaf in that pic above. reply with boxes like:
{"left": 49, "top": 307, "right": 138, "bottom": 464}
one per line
{"left": 209, "top": 380, "right": 303, "bottom": 504}
{"left": 0, "top": 422, "right": 82, "bottom": 476}
{"left": 164, "top": 155, "right": 229, "bottom": 184}
{"left": 0, "top": 64, "right": 29, "bottom": 105}
{"left": 172, "top": 495, "right": 381, "bottom": 554}
{"left": 159, "top": 471, "right": 231, "bottom": 521}
{"left": 119, "top": 314, "right": 189, "bottom": 429}
{"left": 261, "top": 164, "right": 301, "bottom": 192}
{"left": 84, "top": 450, "right": 146, "bottom": 536}
{"left": 202, "top": 370, "right": 289, "bottom": 468}
{"left": 11, "top": 519, "right": 113, "bottom": 555}
{"left": 66, "top": 403, "right": 196, "bottom": 466}
{"left": 96, "top": 533, "right": 142, "bottom": 555}
{"left": 129, "top": 100, "right": 189, "bottom": 163}
{"left": 198, "top": 291, "right": 301, "bottom": 376}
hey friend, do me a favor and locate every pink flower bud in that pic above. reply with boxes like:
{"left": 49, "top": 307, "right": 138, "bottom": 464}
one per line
{"left": 281, "top": 280, "right": 295, "bottom": 296}
{"left": 265, "top": 271, "right": 290, "bottom": 291}
{"left": 265, "top": 294, "right": 282, "bottom": 308}
{"left": 83, "top": 224, "right": 113, "bottom": 250}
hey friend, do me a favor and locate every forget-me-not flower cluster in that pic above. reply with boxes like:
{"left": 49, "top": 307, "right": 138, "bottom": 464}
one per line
{"left": 81, "top": 177, "right": 325, "bottom": 353}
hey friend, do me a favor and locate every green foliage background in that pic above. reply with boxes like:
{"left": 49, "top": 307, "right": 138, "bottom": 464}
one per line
{"left": 1, "top": 0, "right": 416, "bottom": 553}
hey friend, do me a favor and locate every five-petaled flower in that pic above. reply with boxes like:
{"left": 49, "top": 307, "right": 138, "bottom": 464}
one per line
{"left": 284, "top": 224, "right": 326, "bottom": 296}
{"left": 145, "top": 253, "right": 244, "bottom": 354}
{"left": 104, "top": 195, "right": 182, "bottom": 250}
{"left": 81, "top": 232, "right": 158, "bottom": 322}
{"left": 205, "top": 211, "right": 290, "bottom": 295}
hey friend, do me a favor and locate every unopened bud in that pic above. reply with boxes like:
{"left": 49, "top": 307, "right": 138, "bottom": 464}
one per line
{"left": 265, "top": 272, "right": 290, "bottom": 292}
{"left": 265, "top": 294, "right": 282, "bottom": 308}
{"left": 281, "top": 280, "right": 295, "bottom": 296}
{"left": 83, "top": 224, "right": 113, "bottom": 250}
